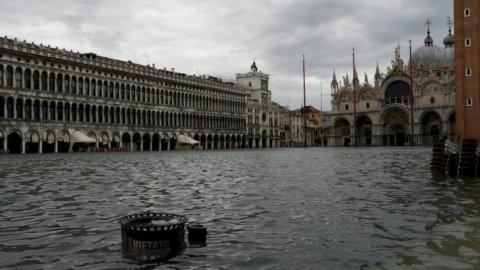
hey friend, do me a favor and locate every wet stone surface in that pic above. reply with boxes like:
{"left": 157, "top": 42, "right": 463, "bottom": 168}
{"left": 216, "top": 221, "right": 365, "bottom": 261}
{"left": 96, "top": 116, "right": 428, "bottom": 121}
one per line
{"left": 1, "top": 147, "right": 480, "bottom": 269}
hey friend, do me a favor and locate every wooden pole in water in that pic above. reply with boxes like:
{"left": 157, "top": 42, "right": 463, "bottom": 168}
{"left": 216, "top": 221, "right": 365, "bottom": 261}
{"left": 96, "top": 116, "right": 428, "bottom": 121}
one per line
{"left": 303, "top": 54, "right": 307, "bottom": 148}
{"left": 409, "top": 40, "right": 415, "bottom": 145}
{"left": 352, "top": 48, "right": 357, "bottom": 147}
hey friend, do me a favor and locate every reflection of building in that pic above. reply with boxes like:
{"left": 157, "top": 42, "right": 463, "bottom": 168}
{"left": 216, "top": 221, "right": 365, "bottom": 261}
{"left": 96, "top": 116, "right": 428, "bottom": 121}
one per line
{"left": 237, "top": 62, "right": 283, "bottom": 148}
{"left": 0, "top": 36, "right": 247, "bottom": 153}
{"left": 455, "top": 1, "right": 480, "bottom": 141}
{"left": 324, "top": 22, "right": 455, "bottom": 146}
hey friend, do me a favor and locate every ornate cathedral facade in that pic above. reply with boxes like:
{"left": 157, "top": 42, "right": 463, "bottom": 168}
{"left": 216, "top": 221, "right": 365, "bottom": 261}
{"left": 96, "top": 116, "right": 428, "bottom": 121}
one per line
{"left": 324, "top": 22, "right": 455, "bottom": 147}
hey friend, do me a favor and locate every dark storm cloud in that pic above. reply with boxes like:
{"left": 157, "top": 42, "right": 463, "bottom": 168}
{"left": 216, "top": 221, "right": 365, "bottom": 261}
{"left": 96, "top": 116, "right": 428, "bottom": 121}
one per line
{"left": 0, "top": 0, "right": 453, "bottom": 109}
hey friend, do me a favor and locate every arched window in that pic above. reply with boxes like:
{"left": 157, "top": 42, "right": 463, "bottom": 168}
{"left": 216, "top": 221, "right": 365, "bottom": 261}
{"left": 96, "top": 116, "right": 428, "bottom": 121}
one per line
{"left": 466, "top": 68, "right": 472, "bottom": 76}
{"left": 24, "top": 69, "right": 31, "bottom": 89}
{"left": 465, "top": 8, "right": 471, "bottom": 17}
{"left": 41, "top": 71, "right": 47, "bottom": 90}
{"left": 16, "top": 98, "right": 23, "bottom": 119}
{"left": 33, "top": 70, "right": 40, "bottom": 90}
{"left": 85, "top": 78, "right": 90, "bottom": 96}
{"left": 57, "top": 74, "right": 63, "bottom": 92}
{"left": 0, "top": 65, "right": 3, "bottom": 86}
{"left": 78, "top": 77, "right": 84, "bottom": 95}
{"left": 49, "top": 72, "right": 55, "bottom": 91}
{"left": 467, "top": 97, "right": 473, "bottom": 107}
{"left": 6, "top": 66, "right": 13, "bottom": 87}
{"left": 15, "top": 67, "right": 22, "bottom": 88}
{"left": 345, "top": 104, "right": 349, "bottom": 111}
{"left": 465, "top": 38, "right": 472, "bottom": 47}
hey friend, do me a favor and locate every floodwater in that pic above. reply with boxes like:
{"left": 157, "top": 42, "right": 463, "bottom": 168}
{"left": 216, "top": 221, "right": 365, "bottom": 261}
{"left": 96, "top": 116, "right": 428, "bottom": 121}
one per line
{"left": 1, "top": 147, "right": 480, "bottom": 270}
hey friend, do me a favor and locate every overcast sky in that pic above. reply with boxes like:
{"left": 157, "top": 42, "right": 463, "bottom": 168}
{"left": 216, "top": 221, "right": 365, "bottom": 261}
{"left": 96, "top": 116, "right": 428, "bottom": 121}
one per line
{"left": 0, "top": 0, "right": 453, "bottom": 110}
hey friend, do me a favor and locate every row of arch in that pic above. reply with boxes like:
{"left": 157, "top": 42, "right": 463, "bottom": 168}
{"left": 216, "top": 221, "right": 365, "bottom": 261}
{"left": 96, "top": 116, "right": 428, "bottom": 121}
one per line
{"left": 0, "top": 64, "right": 245, "bottom": 113}
{"left": 0, "top": 129, "right": 279, "bottom": 154}
{"left": 0, "top": 95, "right": 245, "bottom": 130}
{"left": 331, "top": 108, "right": 455, "bottom": 146}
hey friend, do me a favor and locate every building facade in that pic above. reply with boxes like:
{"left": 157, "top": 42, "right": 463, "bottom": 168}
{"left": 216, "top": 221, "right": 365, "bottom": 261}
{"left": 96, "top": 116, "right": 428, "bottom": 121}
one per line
{"left": 237, "top": 62, "right": 284, "bottom": 148}
{"left": 455, "top": 0, "right": 480, "bottom": 141}
{"left": 324, "top": 23, "right": 455, "bottom": 146}
{"left": 0, "top": 36, "right": 247, "bottom": 154}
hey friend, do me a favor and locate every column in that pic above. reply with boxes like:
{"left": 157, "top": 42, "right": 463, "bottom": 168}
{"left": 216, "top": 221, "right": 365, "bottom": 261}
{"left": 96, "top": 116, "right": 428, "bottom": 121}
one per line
{"left": 223, "top": 140, "right": 227, "bottom": 150}
{"left": 140, "top": 139, "right": 143, "bottom": 151}
{"left": 21, "top": 136, "right": 25, "bottom": 154}
{"left": 54, "top": 139, "right": 58, "bottom": 153}
{"left": 38, "top": 139, "right": 43, "bottom": 154}
{"left": 149, "top": 139, "right": 153, "bottom": 151}
{"left": 252, "top": 139, "right": 256, "bottom": 149}
{"left": 68, "top": 142, "right": 73, "bottom": 153}
{"left": 130, "top": 140, "right": 133, "bottom": 152}
{"left": 167, "top": 139, "right": 170, "bottom": 151}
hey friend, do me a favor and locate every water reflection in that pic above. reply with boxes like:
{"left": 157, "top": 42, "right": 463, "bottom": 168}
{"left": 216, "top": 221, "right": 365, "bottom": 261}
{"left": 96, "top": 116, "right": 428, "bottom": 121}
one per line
{"left": 0, "top": 148, "right": 479, "bottom": 269}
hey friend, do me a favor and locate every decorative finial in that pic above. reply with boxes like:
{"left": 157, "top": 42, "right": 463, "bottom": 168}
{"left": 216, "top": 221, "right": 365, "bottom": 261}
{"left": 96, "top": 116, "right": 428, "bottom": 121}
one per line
{"left": 424, "top": 19, "right": 434, "bottom": 46}
{"left": 447, "top": 16, "right": 452, "bottom": 34}
{"left": 426, "top": 18, "right": 432, "bottom": 33}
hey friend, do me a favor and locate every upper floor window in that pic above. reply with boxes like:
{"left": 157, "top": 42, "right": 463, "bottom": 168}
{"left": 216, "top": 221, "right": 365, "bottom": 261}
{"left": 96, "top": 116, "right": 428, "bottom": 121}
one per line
{"left": 465, "top": 38, "right": 472, "bottom": 47}
{"left": 466, "top": 68, "right": 472, "bottom": 76}
{"left": 366, "top": 102, "right": 370, "bottom": 109}
{"left": 465, "top": 8, "right": 471, "bottom": 17}
{"left": 345, "top": 104, "right": 349, "bottom": 111}
{"left": 430, "top": 97, "right": 435, "bottom": 104}
{"left": 467, "top": 97, "right": 473, "bottom": 107}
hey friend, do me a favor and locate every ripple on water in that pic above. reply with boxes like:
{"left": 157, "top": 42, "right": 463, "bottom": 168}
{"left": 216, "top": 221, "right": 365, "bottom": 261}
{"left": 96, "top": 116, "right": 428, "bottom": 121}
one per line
{"left": 0, "top": 148, "right": 479, "bottom": 269}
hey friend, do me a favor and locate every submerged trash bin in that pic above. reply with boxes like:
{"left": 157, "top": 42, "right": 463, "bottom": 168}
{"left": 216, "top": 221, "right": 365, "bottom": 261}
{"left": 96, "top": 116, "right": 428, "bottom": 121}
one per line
{"left": 119, "top": 212, "right": 188, "bottom": 261}
{"left": 187, "top": 224, "right": 207, "bottom": 246}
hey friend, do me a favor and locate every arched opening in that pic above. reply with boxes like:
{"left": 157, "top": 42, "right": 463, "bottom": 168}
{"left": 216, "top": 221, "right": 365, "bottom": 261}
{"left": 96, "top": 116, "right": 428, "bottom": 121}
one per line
{"left": 388, "top": 124, "right": 407, "bottom": 146}
{"left": 170, "top": 136, "right": 177, "bottom": 151}
{"left": 57, "top": 131, "right": 70, "bottom": 153}
{"left": 142, "top": 133, "right": 151, "bottom": 151}
{"left": 382, "top": 108, "right": 409, "bottom": 146}
{"left": 25, "top": 131, "right": 41, "bottom": 154}
{"left": 7, "top": 131, "right": 22, "bottom": 154}
{"left": 133, "top": 133, "right": 141, "bottom": 151}
{"left": 43, "top": 131, "right": 55, "bottom": 153}
{"left": 385, "top": 81, "right": 410, "bottom": 105}
{"left": 152, "top": 133, "right": 161, "bottom": 151}
{"left": 122, "top": 133, "right": 131, "bottom": 152}
{"left": 421, "top": 111, "right": 442, "bottom": 145}
{"left": 356, "top": 116, "right": 373, "bottom": 146}
{"left": 111, "top": 132, "right": 120, "bottom": 149}
{"left": 334, "top": 118, "right": 351, "bottom": 146}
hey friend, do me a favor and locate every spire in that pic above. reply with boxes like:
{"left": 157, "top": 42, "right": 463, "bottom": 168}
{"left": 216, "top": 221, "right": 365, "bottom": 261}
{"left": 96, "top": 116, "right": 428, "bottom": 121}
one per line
{"left": 331, "top": 69, "right": 338, "bottom": 91}
{"left": 424, "top": 18, "right": 434, "bottom": 46}
{"left": 374, "top": 62, "right": 381, "bottom": 89}
{"left": 375, "top": 62, "right": 381, "bottom": 78}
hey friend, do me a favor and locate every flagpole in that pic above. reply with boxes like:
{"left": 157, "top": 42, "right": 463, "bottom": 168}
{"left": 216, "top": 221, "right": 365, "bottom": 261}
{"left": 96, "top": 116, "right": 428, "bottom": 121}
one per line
{"left": 409, "top": 40, "right": 415, "bottom": 145}
{"left": 352, "top": 48, "right": 357, "bottom": 147}
{"left": 303, "top": 54, "right": 307, "bottom": 148}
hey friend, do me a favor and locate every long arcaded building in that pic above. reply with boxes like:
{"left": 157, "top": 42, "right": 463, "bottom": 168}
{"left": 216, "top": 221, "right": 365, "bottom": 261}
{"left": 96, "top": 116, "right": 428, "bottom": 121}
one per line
{"left": 0, "top": 36, "right": 247, "bottom": 153}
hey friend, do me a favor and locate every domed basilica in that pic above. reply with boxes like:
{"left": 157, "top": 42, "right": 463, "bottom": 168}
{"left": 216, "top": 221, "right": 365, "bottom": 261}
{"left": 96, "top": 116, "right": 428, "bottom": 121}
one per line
{"left": 324, "top": 20, "right": 455, "bottom": 146}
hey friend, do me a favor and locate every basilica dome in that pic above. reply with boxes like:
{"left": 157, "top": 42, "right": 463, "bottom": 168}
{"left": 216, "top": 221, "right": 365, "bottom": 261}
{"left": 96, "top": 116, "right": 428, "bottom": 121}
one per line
{"left": 411, "top": 31, "right": 448, "bottom": 70}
